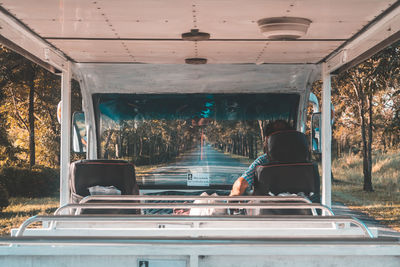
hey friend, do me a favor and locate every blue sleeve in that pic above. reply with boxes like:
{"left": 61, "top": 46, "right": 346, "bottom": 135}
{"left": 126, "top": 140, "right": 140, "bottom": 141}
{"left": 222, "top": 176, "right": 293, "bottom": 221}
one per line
{"left": 241, "top": 154, "right": 268, "bottom": 187}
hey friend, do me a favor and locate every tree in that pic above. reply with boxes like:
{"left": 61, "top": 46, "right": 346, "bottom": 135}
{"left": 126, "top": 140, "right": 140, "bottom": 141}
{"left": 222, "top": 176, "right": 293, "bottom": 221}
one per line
{"left": 333, "top": 43, "right": 400, "bottom": 191}
{"left": 0, "top": 47, "right": 39, "bottom": 167}
{"left": 0, "top": 78, "right": 15, "bottom": 164}
{"left": 0, "top": 46, "right": 62, "bottom": 168}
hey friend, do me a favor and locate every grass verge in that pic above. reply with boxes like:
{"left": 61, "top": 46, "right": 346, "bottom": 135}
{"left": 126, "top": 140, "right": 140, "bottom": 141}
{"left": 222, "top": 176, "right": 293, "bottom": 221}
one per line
{"left": 0, "top": 197, "right": 58, "bottom": 236}
{"left": 332, "top": 150, "right": 400, "bottom": 231}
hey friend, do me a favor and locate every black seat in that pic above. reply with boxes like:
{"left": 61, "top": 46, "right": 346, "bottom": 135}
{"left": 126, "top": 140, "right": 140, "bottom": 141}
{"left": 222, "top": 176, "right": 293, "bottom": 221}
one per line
{"left": 254, "top": 131, "right": 320, "bottom": 215}
{"left": 69, "top": 159, "right": 139, "bottom": 214}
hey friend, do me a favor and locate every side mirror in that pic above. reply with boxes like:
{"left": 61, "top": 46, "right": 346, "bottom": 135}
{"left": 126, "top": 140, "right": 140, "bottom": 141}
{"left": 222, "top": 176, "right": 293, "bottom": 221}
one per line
{"left": 72, "top": 112, "right": 87, "bottom": 153}
{"left": 311, "top": 112, "right": 321, "bottom": 154}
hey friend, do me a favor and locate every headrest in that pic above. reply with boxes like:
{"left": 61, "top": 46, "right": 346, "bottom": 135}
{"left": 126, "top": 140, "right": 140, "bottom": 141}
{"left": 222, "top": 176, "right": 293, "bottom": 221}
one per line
{"left": 267, "top": 130, "right": 309, "bottom": 163}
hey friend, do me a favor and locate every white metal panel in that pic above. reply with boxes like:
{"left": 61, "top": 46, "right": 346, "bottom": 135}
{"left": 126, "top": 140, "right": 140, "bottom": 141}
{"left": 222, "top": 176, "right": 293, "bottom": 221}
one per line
{"left": 60, "top": 62, "right": 72, "bottom": 208}
{"left": 50, "top": 39, "right": 344, "bottom": 64}
{"left": 0, "top": 0, "right": 111, "bottom": 38}
{"left": 327, "top": 3, "right": 400, "bottom": 72}
{"left": 95, "top": 0, "right": 193, "bottom": 39}
{"left": 1, "top": 254, "right": 400, "bottom": 267}
{"left": 75, "top": 63, "right": 319, "bottom": 94}
{"left": 259, "top": 41, "right": 343, "bottom": 63}
{"left": 51, "top": 40, "right": 194, "bottom": 63}
{"left": 0, "top": 5, "right": 68, "bottom": 71}
{"left": 321, "top": 63, "right": 332, "bottom": 209}
{"left": 197, "top": 0, "right": 394, "bottom": 39}
{"left": 198, "top": 42, "right": 266, "bottom": 64}
{"left": 1, "top": 0, "right": 192, "bottom": 38}
{"left": 50, "top": 40, "right": 130, "bottom": 62}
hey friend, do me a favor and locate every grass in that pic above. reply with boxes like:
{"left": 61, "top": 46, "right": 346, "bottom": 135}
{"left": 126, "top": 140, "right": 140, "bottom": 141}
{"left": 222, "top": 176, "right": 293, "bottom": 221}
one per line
{"left": 0, "top": 197, "right": 58, "bottom": 236}
{"left": 222, "top": 151, "right": 255, "bottom": 165}
{"left": 332, "top": 150, "right": 400, "bottom": 231}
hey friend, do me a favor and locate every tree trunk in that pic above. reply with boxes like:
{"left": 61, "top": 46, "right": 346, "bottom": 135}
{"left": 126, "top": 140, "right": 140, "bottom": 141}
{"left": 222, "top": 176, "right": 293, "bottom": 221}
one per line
{"left": 258, "top": 120, "right": 265, "bottom": 140}
{"left": 103, "top": 131, "right": 112, "bottom": 159}
{"left": 27, "top": 68, "right": 35, "bottom": 168}
{"left": 365, "top": 93, "right": 374, "bottom": 191}
{"left": 359, "top": 95, "right": 373, "bottom": 192}
{"left": 353, "top": 81, "right": 373, "bottom": 192}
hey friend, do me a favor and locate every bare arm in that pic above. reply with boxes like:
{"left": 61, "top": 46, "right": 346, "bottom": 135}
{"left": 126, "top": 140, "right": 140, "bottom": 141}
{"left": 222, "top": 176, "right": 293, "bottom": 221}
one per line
{"left": 230, "top": 177, "right": 249, "bottom": 196}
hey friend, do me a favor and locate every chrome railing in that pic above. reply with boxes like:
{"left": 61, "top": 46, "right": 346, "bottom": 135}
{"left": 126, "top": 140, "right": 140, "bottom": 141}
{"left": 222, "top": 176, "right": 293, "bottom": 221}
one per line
{"left": 15, "top": 214, "right": 373, "bottom": 238}
{"left": 54, "top": 202, "right": 333, "bottom": 215}
{"left": 78, "top": 195, "right": 313, "bottom": 203}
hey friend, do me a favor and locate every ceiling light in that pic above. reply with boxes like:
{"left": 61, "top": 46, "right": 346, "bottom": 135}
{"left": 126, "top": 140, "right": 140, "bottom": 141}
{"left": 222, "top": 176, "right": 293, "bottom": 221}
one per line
{"left": 182, "top": 29, "right": 210, "bottom": 41}
{"left": 185, "top": 58, "right": 207, "bottom": 64}
{"left": 257, "top": 17, "right": 311, "bottom": 39}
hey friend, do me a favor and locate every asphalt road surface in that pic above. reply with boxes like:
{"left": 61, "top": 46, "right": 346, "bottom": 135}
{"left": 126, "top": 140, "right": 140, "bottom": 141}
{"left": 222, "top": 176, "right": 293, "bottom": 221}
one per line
{"left": 139, "top": 144, "right": 250, "bottom": 187}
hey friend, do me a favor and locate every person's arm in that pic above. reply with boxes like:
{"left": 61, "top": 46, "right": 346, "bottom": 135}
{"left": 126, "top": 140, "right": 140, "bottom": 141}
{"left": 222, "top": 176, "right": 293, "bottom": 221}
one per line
{"left": 230, "top": 177, "right": 249, "bottom": 196}
{"left": 230, "top": 154, "right": 268, "bottom": 196}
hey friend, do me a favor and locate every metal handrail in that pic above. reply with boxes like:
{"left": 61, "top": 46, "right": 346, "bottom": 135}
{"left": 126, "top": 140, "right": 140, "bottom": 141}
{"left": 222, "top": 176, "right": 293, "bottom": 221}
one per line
{"left": 54, "top": 202, "right": 333, "bottom": 216}
{"left": 75, "top": 195, "right": 317, "bottom": 216}
{"left": 15, "top": 215, "right": 374, "bottom": 238}
{"left": 79, "top": 195, "right": 313, "bottom": 203}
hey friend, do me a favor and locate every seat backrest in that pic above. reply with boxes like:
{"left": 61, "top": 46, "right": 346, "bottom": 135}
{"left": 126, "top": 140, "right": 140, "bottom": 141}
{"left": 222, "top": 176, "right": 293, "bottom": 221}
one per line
{"left": 254, "top": 163, "right": 320, "bottom": 196}
{"left": 69, "top": 159, "right": 138, "bottom": 202}
{"left": 254, "top": 131, "right": 320, "bottom": 208}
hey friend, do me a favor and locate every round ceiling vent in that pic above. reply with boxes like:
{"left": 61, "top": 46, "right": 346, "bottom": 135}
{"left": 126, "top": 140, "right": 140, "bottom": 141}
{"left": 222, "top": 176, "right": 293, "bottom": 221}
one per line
{"left": 182, "top": 29, "right": 211, "bottom": 41}
{"left": 257, "top": 17, "right": 311, "bottom": 39}
{"left": 185, "top": 58, "right": 207, "bottom": 64}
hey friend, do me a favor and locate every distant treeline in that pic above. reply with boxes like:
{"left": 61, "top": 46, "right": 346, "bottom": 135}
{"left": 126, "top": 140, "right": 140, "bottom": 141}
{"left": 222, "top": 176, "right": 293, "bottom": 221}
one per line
{"left": 100, "top": 120, "right": 263, "bottom": 165}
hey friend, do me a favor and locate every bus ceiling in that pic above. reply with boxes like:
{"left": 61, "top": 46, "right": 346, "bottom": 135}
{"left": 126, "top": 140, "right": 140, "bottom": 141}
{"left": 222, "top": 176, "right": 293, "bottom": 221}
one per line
{"left": 0, "top": 1, "right": 398, "bottom": 74}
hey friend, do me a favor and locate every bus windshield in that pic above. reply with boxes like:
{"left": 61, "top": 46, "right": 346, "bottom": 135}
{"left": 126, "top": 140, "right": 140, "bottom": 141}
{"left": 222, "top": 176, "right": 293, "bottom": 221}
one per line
{"left": 94, "top": 93, "right": 300, "bottom": 190}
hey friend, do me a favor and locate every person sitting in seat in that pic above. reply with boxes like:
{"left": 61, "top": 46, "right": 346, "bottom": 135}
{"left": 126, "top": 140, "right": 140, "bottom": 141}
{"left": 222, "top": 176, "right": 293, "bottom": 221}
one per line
{"left": 230, "top": 120, "right": 291, "bottom": 196}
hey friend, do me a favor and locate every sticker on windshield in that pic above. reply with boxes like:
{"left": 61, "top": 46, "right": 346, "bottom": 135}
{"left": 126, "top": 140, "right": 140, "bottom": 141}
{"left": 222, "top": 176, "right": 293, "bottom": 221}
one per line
{"left": 187, "top": 172, "right": 209, "bottom": 187}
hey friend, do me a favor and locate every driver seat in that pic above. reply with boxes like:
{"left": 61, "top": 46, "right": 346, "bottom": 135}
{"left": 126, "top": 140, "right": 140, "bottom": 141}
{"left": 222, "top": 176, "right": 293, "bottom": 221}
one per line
{"left": 254, "top": 130, "right": 320, "bottom": 214}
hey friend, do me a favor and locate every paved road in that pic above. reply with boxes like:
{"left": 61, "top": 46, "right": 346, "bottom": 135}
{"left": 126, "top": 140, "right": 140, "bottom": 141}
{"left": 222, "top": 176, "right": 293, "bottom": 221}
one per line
{"left": 139, "top": 145, "right": 249, "bottom": 187}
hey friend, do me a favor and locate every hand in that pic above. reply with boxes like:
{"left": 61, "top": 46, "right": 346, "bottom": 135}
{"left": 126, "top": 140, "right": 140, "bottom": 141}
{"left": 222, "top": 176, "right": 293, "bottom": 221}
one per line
{"left": 230, "top": 177, "right": 249, "bottom": 196}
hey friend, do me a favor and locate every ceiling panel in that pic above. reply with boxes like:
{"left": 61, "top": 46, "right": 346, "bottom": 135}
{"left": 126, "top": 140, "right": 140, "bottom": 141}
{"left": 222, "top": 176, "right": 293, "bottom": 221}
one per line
{"left": 2, "top": 0, "right": 395, "bottom": 39}
{"left": 260, "top": 41, "right": 343, "bottom": 63}
{"left": 0, "top": 0, "right": 397, "bottom": 64}
{"left": 198, "top": 42, "right": 266, "bottom": 64}
{"left": 196, "top": 0, "right": 395, "bottom": 39}
{"left": 50, "top": 40, "right": 193, "bottom": 63}
{"left": 0, "top": 0, "right": 193, "bottom": 38}
{"left": 50, "top": 39, "right": 343, "bottom": 64}
{"left": 50, "top": 39, "right": 132, "bottom": 62}
{"left": 127, "top": 41, "right": 194, "bottom": 64}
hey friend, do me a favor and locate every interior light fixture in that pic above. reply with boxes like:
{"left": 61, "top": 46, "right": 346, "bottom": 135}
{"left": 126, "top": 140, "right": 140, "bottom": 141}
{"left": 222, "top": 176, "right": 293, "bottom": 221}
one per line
{"left": 257, "top": 17, "right": 311, "bottom": 39}
{"left": 185, "top": 58, "right": 207, "bottom": 64}
{"left": 182, "top": 29, "right": 210, "bottom": 41}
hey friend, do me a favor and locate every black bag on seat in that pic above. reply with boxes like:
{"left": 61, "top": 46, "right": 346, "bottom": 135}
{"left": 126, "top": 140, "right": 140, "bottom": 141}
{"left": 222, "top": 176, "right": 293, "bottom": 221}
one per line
{"left": 69, "top": 159, "right": 139, "bottom": 214}
{"left": 254, "top": 131, "right": 320, "bottom": 215}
